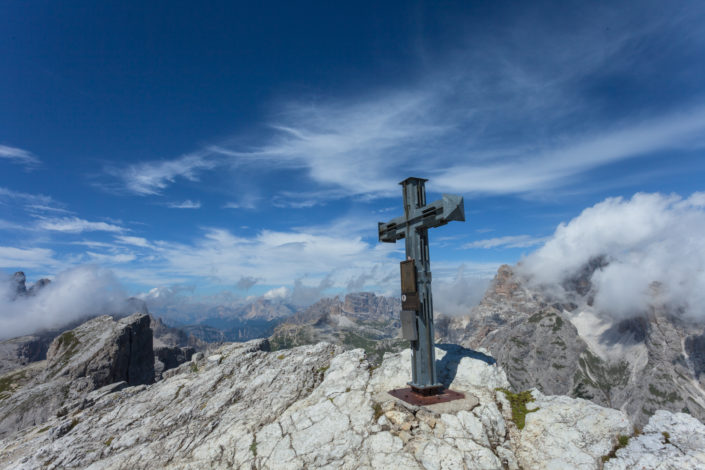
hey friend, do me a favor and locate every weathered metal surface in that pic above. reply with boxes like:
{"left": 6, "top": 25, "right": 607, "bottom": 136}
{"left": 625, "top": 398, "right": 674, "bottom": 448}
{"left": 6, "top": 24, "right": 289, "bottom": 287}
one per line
{"left": 378, "top": 177, "right": 466, "bottom": 394}
{"left": 388, "top": 387, "right": 465, "bottom": 405}
{"left": 400, "top": 310, "right": 418, "bottom": 340}
{"left": 400, "top": 260, "right": 417, "bottom": 294}
{"left": 401, "top": 292, "right": 420, "bottom": 311}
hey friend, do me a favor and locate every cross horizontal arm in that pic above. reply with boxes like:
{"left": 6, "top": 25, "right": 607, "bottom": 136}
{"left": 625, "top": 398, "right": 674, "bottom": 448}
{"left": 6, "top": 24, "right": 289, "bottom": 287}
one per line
{"left": 378, "top": 194, "right": 465, "bottom": 243}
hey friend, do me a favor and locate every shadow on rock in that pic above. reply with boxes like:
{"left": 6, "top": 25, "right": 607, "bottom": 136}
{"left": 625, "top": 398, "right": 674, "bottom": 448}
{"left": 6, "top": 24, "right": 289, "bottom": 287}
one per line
{"left": 435, "top": 343, "right": 496, "bottom": 388}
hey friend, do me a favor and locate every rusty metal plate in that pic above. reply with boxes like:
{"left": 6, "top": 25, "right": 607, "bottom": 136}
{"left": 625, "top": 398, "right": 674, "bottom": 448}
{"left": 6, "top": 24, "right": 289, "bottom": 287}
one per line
{"left": 400, "top": 259, "right": 417, "bottom": 294}
{"left": 387, "top": 387, "right": 465, "bottom": 406}
{"left": 401, "top": 292, "right": 420, "bottom": 311}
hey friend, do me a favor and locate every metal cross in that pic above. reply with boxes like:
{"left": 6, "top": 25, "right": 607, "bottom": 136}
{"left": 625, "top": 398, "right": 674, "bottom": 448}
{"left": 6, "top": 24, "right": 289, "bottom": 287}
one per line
{"left": 378, "top": 177, "right": 465, "bottom": 394}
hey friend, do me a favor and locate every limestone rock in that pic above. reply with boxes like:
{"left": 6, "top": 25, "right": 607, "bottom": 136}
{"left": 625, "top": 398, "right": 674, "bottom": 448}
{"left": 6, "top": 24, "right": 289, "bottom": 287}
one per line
{"left": 46, "top": 313, "right": 154, "bottom": 388}
{"left": 604, "top": 410, "right": 705, "bottom": 470}
{"left": 0, "top": 313, "right": 153, "bottom": 438}
{"left": 1, "top": 337, "right": 680, "bottom": 470}
{"left": 514, "top": 389, "right": 631, "bottom": 470}
{"left": 437, "top": 264, "right": 705, "bottom": 427}
{"left": 153, "top": 345, "right": 195, "bottom": 380}
{"left": 0, "top": 334, "right": 52, "bottom": 375}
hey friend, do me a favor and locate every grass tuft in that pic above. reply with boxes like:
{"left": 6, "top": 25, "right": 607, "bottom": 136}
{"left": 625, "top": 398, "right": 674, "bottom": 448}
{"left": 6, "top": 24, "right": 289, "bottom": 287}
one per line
{"left": 496, "top": 388, "right": 539, "bottom": 430}
{"left": 602, "top": 429, "right": 640, "bottom": 463}
{"left": 250, "top": 435, "right": 257, "bottom": 456}
{"left": 372, "top": 402, "right": 384, "bottom": 421}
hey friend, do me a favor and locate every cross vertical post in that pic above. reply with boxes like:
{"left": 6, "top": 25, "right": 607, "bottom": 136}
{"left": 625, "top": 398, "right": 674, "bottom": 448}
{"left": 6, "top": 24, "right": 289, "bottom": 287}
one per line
{"left": 379, "top": 177, "right": 465, "bottom": 396}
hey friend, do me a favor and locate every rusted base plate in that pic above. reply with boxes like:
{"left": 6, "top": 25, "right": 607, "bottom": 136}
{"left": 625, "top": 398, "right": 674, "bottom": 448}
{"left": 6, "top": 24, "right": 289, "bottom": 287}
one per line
{"left": 388, "top": 387, "right": 465, "bottom": 406}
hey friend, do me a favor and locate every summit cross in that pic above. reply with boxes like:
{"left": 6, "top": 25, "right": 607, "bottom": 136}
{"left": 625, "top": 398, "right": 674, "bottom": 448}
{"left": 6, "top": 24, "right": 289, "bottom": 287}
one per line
{"left": 378, "top": 177, "right": 465, "bottom": 395}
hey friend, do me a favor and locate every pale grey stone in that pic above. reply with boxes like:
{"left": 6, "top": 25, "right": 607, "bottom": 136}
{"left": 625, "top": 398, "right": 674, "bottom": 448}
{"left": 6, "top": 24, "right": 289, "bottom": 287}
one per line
{"left": 1, "top": 322, "right": 700, "bottom": 470}
{"left": 604, "top": 410, "right": 705, "bottom": 470}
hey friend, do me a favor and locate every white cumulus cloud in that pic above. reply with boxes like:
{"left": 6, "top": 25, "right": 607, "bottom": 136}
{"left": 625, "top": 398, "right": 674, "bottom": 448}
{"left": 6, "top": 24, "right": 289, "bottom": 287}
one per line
{"left": 520, "top": 192, "right": 705, "bottom": 319}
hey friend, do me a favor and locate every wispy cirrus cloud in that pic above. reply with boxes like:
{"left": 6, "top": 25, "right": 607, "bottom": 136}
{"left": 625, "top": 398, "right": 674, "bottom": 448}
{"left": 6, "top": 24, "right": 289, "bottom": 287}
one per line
{"left": 0, "top": 187, "right": 70, "bottom": 217}
{"left": 85, "top": 251, "right": 137, "bottom": 264}
{"left": 0, "top": 246, "right": 57, "bottom": 268}
{"left": 223, "top": 200, "right": 257, "bottom": 210}
{"left": 434, "top": 108, "right": 705, "bottom": 195}
{"left": 35, "top": 216, "right": 125, "bottom": 234}
{"left": 0, "top": 144, "right": 40, "bottom": 169}
{"left": 0, "top": 187, "right": 54, "bottom": 206}
{"left": 98, "top": 4, "right": 705, "bottom": 207}
{"left": 114, "top": 235, "right": 152, "bottom": 248}
{"left": 465, "top": 234, "right": 547, "bottom": 249}
{"left": 166, "top": 199, "right": 201, "bottom": 209}
{"left": 203, "top": 3, "right": 705, "bottom": 201}
{"left": 210, "top": 90, "right": 445, "bottom": 196}
{"left": 113, "top": 152, "right": 218, "bottom": 196}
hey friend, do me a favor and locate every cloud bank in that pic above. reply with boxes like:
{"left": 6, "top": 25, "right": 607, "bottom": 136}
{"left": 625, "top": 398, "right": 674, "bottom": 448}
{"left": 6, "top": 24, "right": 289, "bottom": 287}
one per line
{"left": 0, "top": 266, "right": 131, "bottom": 340}
{"left": 433, "top": 266, "right": 491, "bottom": 317}
{"left": 520, "top": 192, "right": 705, "bottom": 319}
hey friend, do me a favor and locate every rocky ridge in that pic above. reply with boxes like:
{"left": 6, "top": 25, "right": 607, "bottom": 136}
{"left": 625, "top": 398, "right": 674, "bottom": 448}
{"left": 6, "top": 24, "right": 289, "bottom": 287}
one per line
{"left": 1, "top": 335, "right": 703, "bottom": 469}
{"left": 436, "top": 265, "right": 705, "bottom": 427}
{"left": 0, "top": 314, "right": 154, "bottom": 438}
{"left": 269, "top": 292, "right": 404, "bottom": 363}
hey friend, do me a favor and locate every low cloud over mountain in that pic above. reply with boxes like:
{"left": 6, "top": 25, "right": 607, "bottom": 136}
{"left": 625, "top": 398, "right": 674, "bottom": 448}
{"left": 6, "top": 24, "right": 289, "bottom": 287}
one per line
{"left": 0, "top": 265, "right": 130, "bottom": 340}
{"left": 519, "top": 192, "right": 705, "bottom": 319}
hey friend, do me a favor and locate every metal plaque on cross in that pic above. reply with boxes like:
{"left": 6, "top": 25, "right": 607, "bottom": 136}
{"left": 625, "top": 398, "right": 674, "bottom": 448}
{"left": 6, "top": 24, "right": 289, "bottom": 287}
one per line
{"left": 378, "top": 177, "right": 465, "bottom": 398}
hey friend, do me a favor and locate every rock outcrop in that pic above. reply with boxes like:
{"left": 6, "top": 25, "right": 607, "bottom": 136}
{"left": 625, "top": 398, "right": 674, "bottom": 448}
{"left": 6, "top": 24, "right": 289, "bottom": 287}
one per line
{"left": 437, "top": 264, "right": 705, "bottom": 427}
{"left": 604, "top": 410, "right": 705, "bottom": 469}
{"left": 153, "top": 345, "right": 195, "bottom": 380}
{"left": 0, "top": 334, "right": 53, "bottom": 376}
{"left": 2, "top": 335, "right": 701, "bottom": 469}
{"left": 0, "top": 313, "right": 153, "bottom": 438}
{"left": 269, "top": 292, "right": 404, "bottom": 363}
{"left": 8, "top": 271, "right": 51, "bottom": 299}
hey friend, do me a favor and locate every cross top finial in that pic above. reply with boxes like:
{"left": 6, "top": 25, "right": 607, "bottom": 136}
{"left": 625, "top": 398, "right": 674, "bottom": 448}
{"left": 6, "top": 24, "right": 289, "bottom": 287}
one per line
{"left": 399, "top": 177, "right": 428, "bottom": 186}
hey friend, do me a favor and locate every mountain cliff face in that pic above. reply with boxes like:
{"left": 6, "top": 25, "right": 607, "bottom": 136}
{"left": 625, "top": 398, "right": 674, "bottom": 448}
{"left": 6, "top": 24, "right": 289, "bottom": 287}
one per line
{"left": 0, "top": 314, "right": 154, "bottom": 438}
{"left": 436, "top": 265, "right": 705, "bottom": 427}
{"left": 269, "top": 292, "right": 405, "bottom": 363}
{"left": 1, "top": 326, "right": 703, "bottom": 469}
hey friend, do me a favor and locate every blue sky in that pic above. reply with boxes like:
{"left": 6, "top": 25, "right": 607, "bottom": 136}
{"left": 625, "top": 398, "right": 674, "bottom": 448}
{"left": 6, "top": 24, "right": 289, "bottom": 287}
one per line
{"left": 2, "top": 1, "right": 705, "bottom": 309}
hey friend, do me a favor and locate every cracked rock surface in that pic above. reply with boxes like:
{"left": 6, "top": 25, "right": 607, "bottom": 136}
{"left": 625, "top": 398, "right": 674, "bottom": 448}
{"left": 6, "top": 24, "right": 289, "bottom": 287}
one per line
{"left": 604, "top": 410, "right": 705, "bottom": 470}
{"left": 1, "top": 338, "right": 702, "bottom": 469}
{"left": 0, "top": 313, "right": 153, "bottom": 439}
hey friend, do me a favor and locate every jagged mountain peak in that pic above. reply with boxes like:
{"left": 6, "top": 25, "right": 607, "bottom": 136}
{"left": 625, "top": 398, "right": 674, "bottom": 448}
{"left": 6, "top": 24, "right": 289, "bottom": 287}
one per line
{"left": 438, "top": 263, "right": 705, "bottom": 428}
{"left": 8, "top": 271, "right": 51, "bottom": 299}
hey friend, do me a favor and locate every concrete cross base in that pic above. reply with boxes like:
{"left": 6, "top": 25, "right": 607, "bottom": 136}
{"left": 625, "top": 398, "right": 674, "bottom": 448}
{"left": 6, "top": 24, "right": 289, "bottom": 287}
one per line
{"left": 388, "top": 387, "right": 465, "bottom": 406}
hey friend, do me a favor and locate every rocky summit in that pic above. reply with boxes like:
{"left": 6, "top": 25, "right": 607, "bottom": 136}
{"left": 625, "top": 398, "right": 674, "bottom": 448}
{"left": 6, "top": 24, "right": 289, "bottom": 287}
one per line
{"left": 0, "top": 313, "right": 154, "bottom": 439}
{"left": 1, "top": 332, "right": 704, "bottom": 469}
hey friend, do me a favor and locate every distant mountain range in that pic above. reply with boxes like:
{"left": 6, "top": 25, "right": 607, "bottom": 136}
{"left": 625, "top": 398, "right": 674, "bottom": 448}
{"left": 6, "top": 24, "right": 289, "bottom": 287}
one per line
{"left": 3, "top": 267, "right": 704, "bottom": 429}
